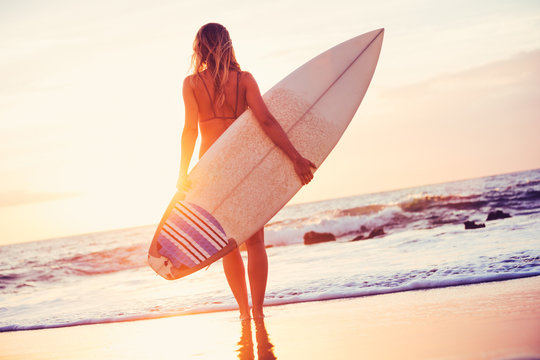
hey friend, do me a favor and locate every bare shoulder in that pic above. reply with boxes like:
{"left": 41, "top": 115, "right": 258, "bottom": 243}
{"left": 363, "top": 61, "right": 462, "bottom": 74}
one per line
{"left": 183, "top": 75, "right": 200, "bottom": 98}
{"left": 182, "top": 75, "right": 199, "bottom": 107}
{"left": 239, "top": 71, "right": 259, "bottom": 91}
{"left": 183, "top": 74, "right": 197, "bottom": 89}
{"left": 239, "top": 71, "right": 255, "bottom": 82}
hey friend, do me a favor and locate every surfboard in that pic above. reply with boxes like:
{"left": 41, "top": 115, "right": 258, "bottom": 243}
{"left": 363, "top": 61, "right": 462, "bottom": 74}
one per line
{"left": 148, "top": 28, "right": 384, "bottom": 280}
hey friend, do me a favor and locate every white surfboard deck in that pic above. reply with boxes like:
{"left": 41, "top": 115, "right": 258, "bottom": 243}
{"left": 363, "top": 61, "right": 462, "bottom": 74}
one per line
{"left": 148, "top": 29, "right": 384, "bottom": 279}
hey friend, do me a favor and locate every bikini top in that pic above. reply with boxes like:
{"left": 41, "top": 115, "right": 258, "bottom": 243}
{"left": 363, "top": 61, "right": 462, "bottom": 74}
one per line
{"left": 198, "top": 71, "right": 240, "bottom": 123}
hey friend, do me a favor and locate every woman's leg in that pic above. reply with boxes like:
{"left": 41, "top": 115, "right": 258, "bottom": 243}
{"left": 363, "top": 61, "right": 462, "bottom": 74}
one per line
{"left": 222, "top": 248, "right": 250, "bottom": 319}
{"left": 246, "top": 228, "right": 268, "bottom": 318}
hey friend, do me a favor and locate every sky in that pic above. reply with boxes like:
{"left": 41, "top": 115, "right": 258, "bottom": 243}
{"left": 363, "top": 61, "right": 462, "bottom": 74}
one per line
{"left": 1, "top": 0, "right": 539, "bottom": 245}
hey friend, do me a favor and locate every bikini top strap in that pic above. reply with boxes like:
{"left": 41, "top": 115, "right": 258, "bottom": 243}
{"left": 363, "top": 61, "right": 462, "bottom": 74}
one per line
{"left": 198, "top": 72, "right": 216, "bottom": 117}
{"left": 234, "top": 71, "right": 240, "bottom": 116}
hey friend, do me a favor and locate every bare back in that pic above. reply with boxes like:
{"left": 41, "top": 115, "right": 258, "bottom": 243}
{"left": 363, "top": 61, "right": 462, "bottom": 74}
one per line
{"left": 190, "top": 70, "right": 247, "bottom": 156}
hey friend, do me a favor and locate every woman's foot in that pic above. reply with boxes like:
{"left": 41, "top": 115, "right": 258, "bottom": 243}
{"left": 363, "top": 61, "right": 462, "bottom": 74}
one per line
{"left": 239, "top": 310, "right": 251, "bottom": 321}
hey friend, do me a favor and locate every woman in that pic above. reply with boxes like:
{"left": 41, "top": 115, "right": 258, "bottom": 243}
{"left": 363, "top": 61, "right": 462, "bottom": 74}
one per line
{"left": 177, "top": 23, "right": 315, "bottom": 320}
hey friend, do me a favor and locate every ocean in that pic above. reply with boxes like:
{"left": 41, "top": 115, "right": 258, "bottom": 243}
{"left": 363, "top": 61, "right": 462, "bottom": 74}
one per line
{"left": 1, "top": 168, "right": 539, "bottom": 332}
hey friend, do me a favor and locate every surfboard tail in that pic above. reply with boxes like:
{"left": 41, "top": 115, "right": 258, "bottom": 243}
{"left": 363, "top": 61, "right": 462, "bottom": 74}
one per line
{"left": 148, "top": 197, "right": 237, "bottom": 280}
{"left": 148, "top": 240, "right": 236, "bottom": 280}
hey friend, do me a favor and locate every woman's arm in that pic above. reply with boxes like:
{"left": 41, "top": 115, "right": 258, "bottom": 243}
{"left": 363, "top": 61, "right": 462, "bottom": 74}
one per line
{"left": 244, "top": 72, "right": 316, "bottom": 185}
{"left": 177, "top": 76, "right": 199, "bottom": 191}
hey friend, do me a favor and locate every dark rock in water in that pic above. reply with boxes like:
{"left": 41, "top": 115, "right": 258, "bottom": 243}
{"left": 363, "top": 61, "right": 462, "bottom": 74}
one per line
{"left": 486, "top": 210, "right": 511, "bottom": 221}
{"left": 351, "top": 234, "right": 365, "bottom": 241}
{"left": 304, "top": 231, "right": 336, "bottom": 245}
{"left": 367, "top": 227, "right": 385, "bottom": 239}
{"left": 464, "top": 221, "right": 485, "bottom": 230}
{"left": 350, "top": 225, "right": 369, "bottom": 241}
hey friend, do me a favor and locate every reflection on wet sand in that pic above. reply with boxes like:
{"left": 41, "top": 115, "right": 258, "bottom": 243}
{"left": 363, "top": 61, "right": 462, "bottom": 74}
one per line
{"left": 237, "top": 319, "right": 277, "bottom": 360}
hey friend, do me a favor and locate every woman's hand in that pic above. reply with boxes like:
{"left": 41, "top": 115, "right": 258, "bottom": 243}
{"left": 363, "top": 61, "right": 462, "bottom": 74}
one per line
{"left": 176, "top": 174, "right": 192, "bottom": 193}
{"left": 293, "top": 156, "right": 317, "bottom": 185}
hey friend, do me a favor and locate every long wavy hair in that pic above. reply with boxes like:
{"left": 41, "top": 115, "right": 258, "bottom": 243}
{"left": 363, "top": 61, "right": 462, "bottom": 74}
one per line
{"left": 191, "top": 23, "right": 241, "bottom": 107}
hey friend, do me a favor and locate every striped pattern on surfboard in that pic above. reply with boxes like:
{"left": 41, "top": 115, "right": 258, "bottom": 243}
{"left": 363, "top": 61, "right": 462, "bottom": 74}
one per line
{"left": 156, "top": 201, "right": 228, "bottom": 269}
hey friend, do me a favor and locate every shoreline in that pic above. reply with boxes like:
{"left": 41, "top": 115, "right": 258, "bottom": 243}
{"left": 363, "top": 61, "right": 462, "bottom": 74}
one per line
{"left": 4, "top": 273, "right": 540, "bottom": 334}
{"left": 1, "top": 276, "right": 539, "bottom": 359}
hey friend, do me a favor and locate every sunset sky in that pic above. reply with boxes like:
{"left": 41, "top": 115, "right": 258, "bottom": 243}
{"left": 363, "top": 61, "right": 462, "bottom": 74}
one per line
{"left": 1, "top": 0, "right": 539, "bottom": 245}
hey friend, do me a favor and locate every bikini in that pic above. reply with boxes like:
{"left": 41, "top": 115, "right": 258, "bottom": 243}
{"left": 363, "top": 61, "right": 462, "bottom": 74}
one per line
{"left": 198, "top": 71, "right": 240, "bottom": 122}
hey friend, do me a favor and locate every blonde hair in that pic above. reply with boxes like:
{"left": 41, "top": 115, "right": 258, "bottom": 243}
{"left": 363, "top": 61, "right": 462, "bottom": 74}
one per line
{"left": 191, "top": 23, "right": 241, "bottom": 107}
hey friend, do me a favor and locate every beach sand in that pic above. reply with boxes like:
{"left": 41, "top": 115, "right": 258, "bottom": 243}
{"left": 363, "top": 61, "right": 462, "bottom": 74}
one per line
{"left": 1, "top": 276, "right": 539, "bottom": 360}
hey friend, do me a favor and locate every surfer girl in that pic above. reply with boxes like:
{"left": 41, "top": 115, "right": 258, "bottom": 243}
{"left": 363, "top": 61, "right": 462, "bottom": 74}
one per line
{"left": 177, "top": 23, "right": 315, "bottom": 320}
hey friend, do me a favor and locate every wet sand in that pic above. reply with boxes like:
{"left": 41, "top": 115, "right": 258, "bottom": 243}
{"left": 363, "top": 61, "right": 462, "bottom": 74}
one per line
{"left": 1, "top": 276, "right": 539, "bottom": 359}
